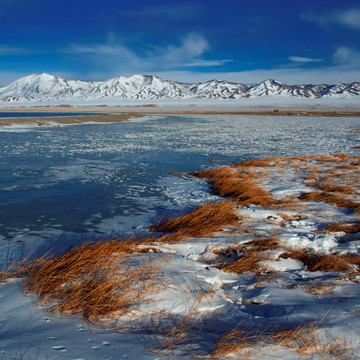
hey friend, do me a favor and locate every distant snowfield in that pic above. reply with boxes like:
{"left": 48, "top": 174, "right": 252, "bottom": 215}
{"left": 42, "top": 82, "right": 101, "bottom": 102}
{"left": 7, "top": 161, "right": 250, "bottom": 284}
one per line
{"left": 0, "top": 114, "right": 359, "bottom": 359}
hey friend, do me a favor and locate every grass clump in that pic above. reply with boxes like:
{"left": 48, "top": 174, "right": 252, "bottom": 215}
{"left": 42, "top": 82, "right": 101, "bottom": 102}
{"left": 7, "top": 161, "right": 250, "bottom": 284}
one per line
{"left": 214, "top": 237, "right": 280, "bottom": 274}
{"left": 211, "top": 326, "right": 260, "bottom": 358}
{"left": 324, "top": 222, "right": 360, "bottom": 234}
{"left": 191, "top": 166, "right": 289, "bottom": 208}
{"left": 151, "top": 201, "right": 239, "bottom": 241}
{"left": 21, "top": 239, "right": 164, "bottom": 324}
{"left": 279, "top": 250, "right": 360, "bottom": 273}
{"left": 299, "top": 191, "right": 360, "bottom": 214}
{"left": 211, "top": 320, "right": 353, "bottom": 359}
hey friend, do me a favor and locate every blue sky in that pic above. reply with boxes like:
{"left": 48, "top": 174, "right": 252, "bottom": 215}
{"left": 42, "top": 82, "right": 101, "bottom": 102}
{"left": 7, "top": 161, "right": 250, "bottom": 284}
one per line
{"left": 0, "top": 0, "right": 360, "bottom": 85}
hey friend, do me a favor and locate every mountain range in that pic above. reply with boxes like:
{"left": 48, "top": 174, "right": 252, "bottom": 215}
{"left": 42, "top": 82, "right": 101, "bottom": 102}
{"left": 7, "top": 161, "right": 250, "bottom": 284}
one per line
{"left": 0, "top": 73, "right": 359, "bottom": 103}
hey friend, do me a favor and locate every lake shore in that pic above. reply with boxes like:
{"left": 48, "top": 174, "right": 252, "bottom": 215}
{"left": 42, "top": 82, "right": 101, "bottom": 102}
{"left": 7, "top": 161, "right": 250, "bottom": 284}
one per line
{"left": 0, "top": 113, "right": 144, "bottom": 127}
{"left": 0, "top": 103, "right": 360, "bottom": 127}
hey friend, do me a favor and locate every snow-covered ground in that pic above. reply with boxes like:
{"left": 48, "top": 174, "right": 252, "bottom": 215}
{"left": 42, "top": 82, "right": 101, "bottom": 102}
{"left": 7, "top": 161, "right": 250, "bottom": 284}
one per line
{"left": 0, "top": 115, "right": 359, "bottom": 359}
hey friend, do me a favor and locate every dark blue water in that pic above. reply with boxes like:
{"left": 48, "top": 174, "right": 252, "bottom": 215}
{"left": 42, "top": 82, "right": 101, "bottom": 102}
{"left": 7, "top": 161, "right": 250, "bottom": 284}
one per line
{"left": 0, "top": 114, "right": 359, "bottom": 255}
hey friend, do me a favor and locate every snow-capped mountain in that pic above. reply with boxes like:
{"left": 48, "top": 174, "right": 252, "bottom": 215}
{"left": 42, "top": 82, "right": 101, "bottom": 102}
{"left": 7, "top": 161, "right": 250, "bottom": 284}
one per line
{"left": 0, "top": 73, "right": 359, "bottom": 103}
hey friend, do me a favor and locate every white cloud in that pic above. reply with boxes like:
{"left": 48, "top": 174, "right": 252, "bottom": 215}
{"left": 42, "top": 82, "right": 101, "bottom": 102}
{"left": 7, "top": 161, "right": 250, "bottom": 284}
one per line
{"left": 159, "top": 33, "right": 210, "bottom": 63}
{"left": 182, "top": 59, "right": 233, "bottom": 67}
{"left": 62, "top": 33, "right": 229, "bottom": 73}
{"left": 302, "top": 8, "right": 360, "bottom": 30}
{"left": 63, "top": 43, "right": 138, "bottom": 63}
{"left": 288, "top": 56, "right": 323, "bottom": 63}
{"left": 333, "top": 47, "right": 360, "bottom": 67}
{"left": 337, "top": 8, "right": 360, "bottom": 29}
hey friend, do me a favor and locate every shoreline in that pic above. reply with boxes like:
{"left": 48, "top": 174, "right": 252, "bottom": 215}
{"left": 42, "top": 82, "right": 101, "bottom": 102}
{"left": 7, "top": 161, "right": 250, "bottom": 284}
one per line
{"left": 0, "top": 113, "right": 144, "bottom": 127}
{"left": 0, "top": 105, "right": 360, "bottom": 127}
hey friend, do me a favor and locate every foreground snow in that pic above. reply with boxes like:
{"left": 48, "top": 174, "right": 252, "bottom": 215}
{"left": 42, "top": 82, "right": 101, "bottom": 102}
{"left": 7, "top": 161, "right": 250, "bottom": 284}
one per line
{"left": 1, "top": 153, "right": 359, "bottom": 359}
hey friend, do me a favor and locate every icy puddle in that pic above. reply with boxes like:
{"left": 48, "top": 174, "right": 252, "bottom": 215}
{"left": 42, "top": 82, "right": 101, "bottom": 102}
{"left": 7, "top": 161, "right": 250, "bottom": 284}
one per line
{"left": 1, "top": 153, "right": 360, "bottom": 359}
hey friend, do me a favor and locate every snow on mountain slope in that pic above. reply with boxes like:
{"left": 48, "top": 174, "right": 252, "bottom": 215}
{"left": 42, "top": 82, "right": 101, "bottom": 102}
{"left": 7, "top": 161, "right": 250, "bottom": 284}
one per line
{"left": 0, "top": 73, "right": 359, "bottom": 103}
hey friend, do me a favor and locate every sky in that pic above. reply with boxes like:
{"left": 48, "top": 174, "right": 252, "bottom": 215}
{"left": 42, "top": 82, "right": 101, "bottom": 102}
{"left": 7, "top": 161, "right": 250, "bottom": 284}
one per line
{"left": 0, "top": 0, "right": 360, "bottom": 85}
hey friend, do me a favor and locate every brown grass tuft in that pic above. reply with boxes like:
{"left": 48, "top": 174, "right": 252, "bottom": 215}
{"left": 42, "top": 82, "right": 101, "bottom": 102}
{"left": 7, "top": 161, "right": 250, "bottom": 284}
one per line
{"left": 0, "top": 251, "right": 49, "bottom": 283}
{"left": 279, "top": 250, "right": 359, "bottom": 272}
{"left": 192, "top": 166, "right": 290, "bottom": 208}
{"left": 324, "top": 222, "right": 360, "bottom": 234}
{"left": 271, "top": 321, "right": 354, "bottom": 358}
{"left": 22, "top": 239, "right": 164, "bottom": 323}
{"left": 299, "top": 191, "right": 360, "bottom": 214}
{"left": 211, "top": 326, "right": 258, "bottom": 358}
{"left": 211, "top": 318, "right": 353, "bottom": 358}
{"left": 151, "top": 201, "right": 239, "bottom": 241}
{"left": 234, "top": 156, "right": 285, "bottom": 168}
{"left": 317, "top": 178, "right": 355, "bottom": 195}
{"left": 216, "top": 252, "right": 267, "bottom": 274}
{"left": 214, "top": 238, "right": 280, "bottom": 274}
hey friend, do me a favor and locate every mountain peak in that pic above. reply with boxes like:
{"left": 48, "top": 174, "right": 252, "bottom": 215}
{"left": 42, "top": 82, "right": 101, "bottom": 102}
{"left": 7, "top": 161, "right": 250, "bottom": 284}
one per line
{"left": 0, "top": 73, "right": 358, "bottom": 103}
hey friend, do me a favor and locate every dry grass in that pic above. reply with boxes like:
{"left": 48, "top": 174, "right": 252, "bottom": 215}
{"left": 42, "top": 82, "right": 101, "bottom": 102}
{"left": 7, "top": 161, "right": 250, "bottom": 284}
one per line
{"left": 305, "top": 283, "right": 336, "bottom": 296}
{"left": 271, "top": 321, "right": 322, "bottom": 355}
{"left": 216, "top": 252, "right": 267, "bottom": 274}
{"left": 211, "top": 326, "right": 260, "bottom": 359}
{"left": 151, "top": 201, "right": 239, "bottom": 241}
{"left": 192, "top": 166, "right": 290, "bottom": 208}
{"left": 22, "top": 239, "right": 164, "bottom": 323}
{"left": 234, "top": 156, "right": 286, "bottom": 168}
{"left": 299, "top": 191, "right": 360, "bottom": 214}
{"left": 317, "top": 178, "right": 355, "bottom": 195}
{"left": 279, "top": 250, "right": 360, "bottom": 272}
{"left": 214, "top": 237, "right": 280, "bottom": 274}
{"left": 324, "top": 222, "right": 360, "bottom": 234}
{"left": 271, "top": 321, "right": 354, "bottom": 358}
{"left": 211, "top": 319, "right": 353, "bottom": 359}
{"left": 0, "top": 251, "right": 49, "bottom": 283}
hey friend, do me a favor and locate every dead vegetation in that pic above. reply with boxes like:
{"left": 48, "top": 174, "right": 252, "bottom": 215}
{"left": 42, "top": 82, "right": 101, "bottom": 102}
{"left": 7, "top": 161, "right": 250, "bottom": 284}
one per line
{"left": 0, "top": 251, "right": 49, "bottom": 283}
{"left": 211, "top": 326, "right": 260, "bottom": 358}
{"left": 191, "top": 166, "right": 290, "bottom": 208}
{"left": 305, "top": 283, "right": 336, "bottom": 296}
{"left": 213, "top": 237, "right": 280, "bottom": 274}
{"left": 211, "top": 319, "right": 354, "bottom": 359}
{"left": 317, "top": 178, "right": 355, "bottom": 195}
{"left": 324, "top": 222, "right": 360, "bottom": 234}
{"left": 299, "top": 191, "right": 360, "bottom": 214}
{"left": 151, "top": 201, "right": 239, "bottom": 241}
{"left": 279, "top": 250, "right": 360, "bottom": 273}
{"left": 16, "top": 239, "right": 165, "bottom": 324}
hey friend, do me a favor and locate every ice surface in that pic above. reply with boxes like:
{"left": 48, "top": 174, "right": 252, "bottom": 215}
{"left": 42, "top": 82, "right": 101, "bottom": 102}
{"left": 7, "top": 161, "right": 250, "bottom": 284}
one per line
{"left": 0, "top": 114, "right": 359, "bottom": 359}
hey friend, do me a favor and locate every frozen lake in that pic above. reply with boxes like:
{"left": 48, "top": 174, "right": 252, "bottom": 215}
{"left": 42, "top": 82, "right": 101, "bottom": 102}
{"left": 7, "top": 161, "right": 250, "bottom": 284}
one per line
{"left": 0, "top": 114, "right": 359, "bottom": 259}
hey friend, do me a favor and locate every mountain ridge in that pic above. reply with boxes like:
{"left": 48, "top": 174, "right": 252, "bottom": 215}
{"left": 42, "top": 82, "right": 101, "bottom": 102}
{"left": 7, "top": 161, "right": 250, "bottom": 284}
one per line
{"left": 0, "top": 73, "right": 359, "bottom": 103}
